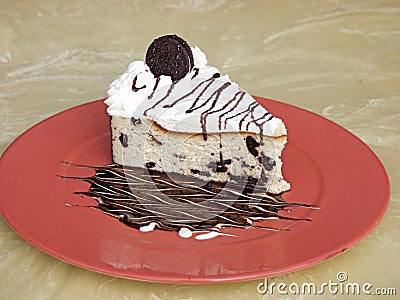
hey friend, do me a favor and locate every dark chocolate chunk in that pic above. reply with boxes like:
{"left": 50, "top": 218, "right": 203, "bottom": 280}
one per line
{"left": 119, "top": 133, "right": 128, "bottom": 147}
{"left": 145, "top": 162, "right": 156, "bottom": 168}
{"left": 145, "top": 34, "right": 194, "bottom": 81}
{"left": 131, "top": 117, "right": 142, "bottom": 126}
{"left": 245, "top": 136, "right": 260, "bottom": 157}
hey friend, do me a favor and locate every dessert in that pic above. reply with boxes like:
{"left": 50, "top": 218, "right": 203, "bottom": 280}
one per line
{"left": 105, "top": 35, "right": 290, "bottom": 195}
{"left": 67, "top": 35, "right": 314, "bottom": 240}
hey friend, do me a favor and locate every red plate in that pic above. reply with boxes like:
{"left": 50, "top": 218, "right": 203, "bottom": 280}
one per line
{"left": 0, "top": 98, "right": 390, "bottom": 283}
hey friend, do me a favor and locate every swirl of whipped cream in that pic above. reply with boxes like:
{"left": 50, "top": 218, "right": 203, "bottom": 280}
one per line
{"left": 105, "top": 47, "right": 286, "bottom": 137}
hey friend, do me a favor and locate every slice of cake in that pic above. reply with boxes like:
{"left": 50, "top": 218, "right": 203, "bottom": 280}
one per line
{"left": 105, "top": 35, "right": 290, "bottom": 195}
{"left": 65, "top": 35, "right": 316, "bottom": 240}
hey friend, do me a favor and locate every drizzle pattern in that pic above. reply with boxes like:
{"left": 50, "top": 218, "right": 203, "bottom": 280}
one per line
{"left": 62, "top": 162, "right": 316, "bottom": 237}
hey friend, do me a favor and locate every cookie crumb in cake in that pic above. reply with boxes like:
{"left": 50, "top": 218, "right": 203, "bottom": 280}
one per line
{"left": 145, "top": 162, "right": 156, "bottom": 168}
{"left": 119, "top": 133, "right": 128, "bottom": 147}
{"left": 190, "top": 169, "right": 211, "bottom": 176}
{"left": 131, "top": 117, "right": 142, "bottom": 126}
{"left": 245, "top": 136, "right": 260, "bottom": 157}
{"left": 173, "top": 153, "right": 186, "bottom": 160}
{"left": 241, "top": 160, "right": 250, "bottom": 167}
{"left": 259, "top": 153, "right": 276, "bottom": 171}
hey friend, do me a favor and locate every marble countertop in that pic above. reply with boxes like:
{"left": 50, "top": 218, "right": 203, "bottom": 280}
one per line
{"left": 0, "top": 1, "right": 399, "bottom": 299}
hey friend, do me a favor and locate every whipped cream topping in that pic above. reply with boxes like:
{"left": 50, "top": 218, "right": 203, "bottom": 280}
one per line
{"left": 105, "top": 47, "right": 286, "bottom": 137}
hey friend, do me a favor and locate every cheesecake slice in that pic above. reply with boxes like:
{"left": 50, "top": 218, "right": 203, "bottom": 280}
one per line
{"left": 105, "top": 35, "right": 290, "bottom": 195}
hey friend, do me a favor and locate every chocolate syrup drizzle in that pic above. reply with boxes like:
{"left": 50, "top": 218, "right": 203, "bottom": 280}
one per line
{"left": 148, "top": 76, "right": 161, "bottom": 99}
{"left": 141, "top": 70, "right": 275, "bottom": 143}
{"left": 132, "top": 75, "right": 146, "bottom": 92}
{"left": 191, "top": 67, "right": 200, "bottom": 79}
{"left": 143, "top": 82, "right": 177, "bottom": 116}
{"left": 62, "top": 162, "right": 317, "bottom": 236}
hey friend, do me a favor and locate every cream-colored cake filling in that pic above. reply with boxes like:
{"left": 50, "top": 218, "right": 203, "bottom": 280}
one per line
{"left": 111, "top": 116, "right": 290, "bottom": 194}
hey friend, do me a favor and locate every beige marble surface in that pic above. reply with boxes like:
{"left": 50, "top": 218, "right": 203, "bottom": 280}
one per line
{"left": 0, "top": 0, "right": 399, "bottom": 299}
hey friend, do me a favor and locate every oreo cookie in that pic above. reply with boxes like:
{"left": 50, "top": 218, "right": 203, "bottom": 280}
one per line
{"left": 145, "top": 34, "right": 194, "bottom": 81}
